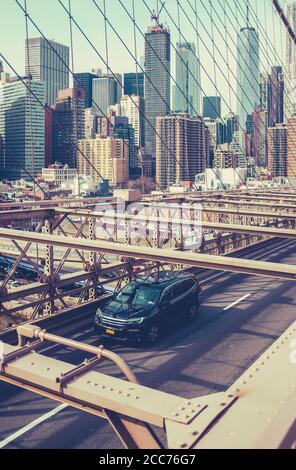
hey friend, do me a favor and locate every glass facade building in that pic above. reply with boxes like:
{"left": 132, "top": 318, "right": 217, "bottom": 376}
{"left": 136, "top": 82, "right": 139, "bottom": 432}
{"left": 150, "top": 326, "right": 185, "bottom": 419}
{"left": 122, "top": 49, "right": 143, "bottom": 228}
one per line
{"left": 173, "top": 42, "right": 200, "bottom": 116}
{"left": 52, "top": 88, "right": 85, "bottom": 167}
{"left": 203, "top": 96, "right": 221, "bottom": 120}
{"left": 0, "top": 79, "right": 45, "bottom": 180}
{"left": 74, "top": 72, "right": 98, "bottom": 108}
{"left": 124, "top": 73, "right": 144, "bottom": 97}
{"left": 92, "top": 75, "right": 122, "bottom": 117}
{"left": 144, "top": 26, "right": 171, "bottom": 159}
{"left": 236, "top": 26, "right": 259, "bottom": 129}
{"left": 26, "top": 37, "right": 69, "bottom": 106}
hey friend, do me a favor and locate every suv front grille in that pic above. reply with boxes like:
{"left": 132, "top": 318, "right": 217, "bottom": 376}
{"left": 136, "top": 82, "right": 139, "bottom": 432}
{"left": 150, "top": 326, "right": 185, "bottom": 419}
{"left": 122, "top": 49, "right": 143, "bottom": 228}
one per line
{"left": 100, "top": 315, "right": 127, "bottom": 327}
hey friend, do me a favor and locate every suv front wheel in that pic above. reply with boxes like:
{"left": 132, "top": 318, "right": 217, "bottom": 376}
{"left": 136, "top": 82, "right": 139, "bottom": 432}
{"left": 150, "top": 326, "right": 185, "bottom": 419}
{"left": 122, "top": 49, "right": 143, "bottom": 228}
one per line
{"left": 144, "top": 323, "right": 160, "bottom": 345}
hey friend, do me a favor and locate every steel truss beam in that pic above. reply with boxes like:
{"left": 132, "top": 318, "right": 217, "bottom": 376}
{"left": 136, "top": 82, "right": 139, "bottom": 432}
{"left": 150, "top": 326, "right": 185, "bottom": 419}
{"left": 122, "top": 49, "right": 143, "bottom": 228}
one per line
{"left": 55, "top": 209, "right": 296, "bottom": 241}
{"left": 197, "top": 198, "right": 296, "bottom": 211}
{"left": 0, "top": 228, "right": 296, "bottom": 280}
{"left": 0, "top": 320, "right": 295, "bottom": 449}
{"left": 0, "top": 196, "right": 114, "bottom": 211}
{"left": 56, "top": 204, "right": 296, "bottom": 221}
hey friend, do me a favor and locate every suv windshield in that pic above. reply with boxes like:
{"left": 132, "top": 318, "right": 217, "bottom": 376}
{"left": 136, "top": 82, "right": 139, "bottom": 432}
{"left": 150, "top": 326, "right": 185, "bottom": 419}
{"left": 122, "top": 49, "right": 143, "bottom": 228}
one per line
{"left": 116, "top": 282, "right": 160, "bottom": 308}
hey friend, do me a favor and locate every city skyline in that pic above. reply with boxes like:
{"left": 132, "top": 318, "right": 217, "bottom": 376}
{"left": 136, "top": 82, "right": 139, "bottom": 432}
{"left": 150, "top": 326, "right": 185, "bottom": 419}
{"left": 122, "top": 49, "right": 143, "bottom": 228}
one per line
{"left": 1, "top": 0, "right": 285, "bottom": 117}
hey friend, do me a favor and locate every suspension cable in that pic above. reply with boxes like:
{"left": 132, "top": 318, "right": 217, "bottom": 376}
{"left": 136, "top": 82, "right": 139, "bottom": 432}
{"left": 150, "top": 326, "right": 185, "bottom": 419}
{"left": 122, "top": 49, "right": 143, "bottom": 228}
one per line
{"left": 68, "top": 0, "right": 81, "bottom": 197}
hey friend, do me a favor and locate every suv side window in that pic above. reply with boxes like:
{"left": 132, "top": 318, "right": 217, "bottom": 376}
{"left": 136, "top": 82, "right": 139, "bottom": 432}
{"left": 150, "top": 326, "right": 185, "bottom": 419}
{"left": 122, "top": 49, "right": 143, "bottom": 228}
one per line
{"left": 182, "top": 279, "right": 195, "bottom": 292}
{"left": 171, "top": 282, "right": 185, "bottom": 300}
{"left": 161, "top": 287, "right": 173, "bottom": 303}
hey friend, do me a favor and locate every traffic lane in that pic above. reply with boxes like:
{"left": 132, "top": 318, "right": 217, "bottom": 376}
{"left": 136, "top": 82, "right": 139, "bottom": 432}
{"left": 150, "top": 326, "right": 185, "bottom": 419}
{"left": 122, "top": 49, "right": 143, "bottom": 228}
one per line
{"left": 48, "top": 239, "right": 296, "bottom": 378}
{"left": 2, "top": 270, "right": 295, "bottom": 449}
{"left": 1, "top": 240, "right": 296, "bottom": 448}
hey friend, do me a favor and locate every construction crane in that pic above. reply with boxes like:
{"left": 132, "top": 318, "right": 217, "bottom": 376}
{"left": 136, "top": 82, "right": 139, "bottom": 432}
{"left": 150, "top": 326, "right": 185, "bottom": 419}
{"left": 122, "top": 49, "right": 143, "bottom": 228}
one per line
{"left": 151, "top": 1, "right": 165, "bottom": 29}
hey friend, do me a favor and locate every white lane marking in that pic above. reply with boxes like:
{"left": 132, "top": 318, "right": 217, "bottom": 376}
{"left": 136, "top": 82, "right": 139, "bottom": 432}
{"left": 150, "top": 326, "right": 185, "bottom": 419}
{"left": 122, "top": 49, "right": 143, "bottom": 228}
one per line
{"left": 223, "top": 293, "right": 252, "bottom": 311}
{"left": 200, "top": 240, "right": 296, "bottom": 286}
{"left": 0, "top": 327, "right": 97, "bottom": 448}
{"left": 0, "top": 404, "right": 68, "bottom": 449}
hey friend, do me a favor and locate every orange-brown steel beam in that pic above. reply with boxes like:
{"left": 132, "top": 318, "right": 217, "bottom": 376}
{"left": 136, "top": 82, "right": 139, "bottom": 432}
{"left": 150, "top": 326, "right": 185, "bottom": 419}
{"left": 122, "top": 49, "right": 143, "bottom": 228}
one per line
{"left": 0, "top": 228, "right": 296, "bottom": 280}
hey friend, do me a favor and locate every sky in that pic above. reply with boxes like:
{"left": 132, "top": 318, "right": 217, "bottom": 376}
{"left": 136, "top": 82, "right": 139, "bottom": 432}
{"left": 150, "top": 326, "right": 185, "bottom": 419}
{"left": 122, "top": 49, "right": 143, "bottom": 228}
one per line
{"left": 0, "top": 0, "right": 288, "bottom": 116}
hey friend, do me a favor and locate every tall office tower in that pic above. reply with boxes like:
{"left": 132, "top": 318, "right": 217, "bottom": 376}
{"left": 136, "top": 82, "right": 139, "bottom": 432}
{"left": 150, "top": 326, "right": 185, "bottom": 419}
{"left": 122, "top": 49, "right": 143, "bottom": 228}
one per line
{"left": 203, "top": 96, "right": 221, "bottom": 120}
{"left": 173, "top": 42, "right": 200, "bottom": 115}
{"left": 259, "top": 73, "right": 270, "bottom": 113}
{"left": 287, "top": 115, "right": 296, "bottom": 178}
{"left": 51, "top": 87, "right": 85, "bottom": 167}
{"left": 260, "top": 67, "right": 284, "bottom": 126}
{"left": 112, "top": 118, "right": 136, "bottom": 174}
{"left": 237, "top": 19, "right": 259, "bottom": 129}
{"left": 145, "top": 24, "right": 171, "bottom": 159}
{"left": 267, "top": 124, "right": 287, "bottom": 176}
{"left": 0, "top": 78, "right": 45, "bottom": 180}
{"left": 25, "top": 38, "right": 69, "bottom": 106}
{"left": 225, "top": 113, "right": 240, "bottom": 144}
{"left": 84, "top": 107, "right": 101, "bottom": 139}
{"left": 156, "top": 113, "right": 208, "bottom": 189}
{"left": 286, "top": 1, "right": 296, "bottom": 118}
{"left": 204, "top": 117, "right": 219, "bottom": 167}
{"left": 120, "top": 94, "right": 145, "bottom": 147}
{"left": 124, "top": 73, "right": 144, "bottom": 97}
{"left": 270, "top": 66, "right": 284, "bottom": 125}
{"left": 252, "top": 106, "right": 269, "bottom": 167}
{"left": 77, "top": 136, "right": 129, "bottom": 187}
{"left": 92, "top": 74, "right": 122, "bottom": 117}
{"left": 229, "top": 130, "right": 247, "bottom": 168}
{"left": 74, "top": 72, "right": 99, "bottom": 108}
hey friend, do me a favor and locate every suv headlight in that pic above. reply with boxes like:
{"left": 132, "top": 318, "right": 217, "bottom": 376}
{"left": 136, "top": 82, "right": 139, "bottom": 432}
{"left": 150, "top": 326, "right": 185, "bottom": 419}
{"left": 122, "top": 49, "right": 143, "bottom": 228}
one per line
{"left": 127, "top": 317, "right": 145, "bottom": 325}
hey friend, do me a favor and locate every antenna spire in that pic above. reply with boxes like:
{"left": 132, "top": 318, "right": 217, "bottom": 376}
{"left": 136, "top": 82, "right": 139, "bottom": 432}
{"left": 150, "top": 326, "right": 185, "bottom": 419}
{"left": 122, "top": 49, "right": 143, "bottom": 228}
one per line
{"left": 246, "top": 2, "right": 249, "bottom": 28}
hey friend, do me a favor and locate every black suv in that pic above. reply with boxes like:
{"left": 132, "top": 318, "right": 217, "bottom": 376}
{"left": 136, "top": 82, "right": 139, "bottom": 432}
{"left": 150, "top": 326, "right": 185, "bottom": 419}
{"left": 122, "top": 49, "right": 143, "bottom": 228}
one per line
{"left": 94, "top": 271, "right": 202, "bottom": 345}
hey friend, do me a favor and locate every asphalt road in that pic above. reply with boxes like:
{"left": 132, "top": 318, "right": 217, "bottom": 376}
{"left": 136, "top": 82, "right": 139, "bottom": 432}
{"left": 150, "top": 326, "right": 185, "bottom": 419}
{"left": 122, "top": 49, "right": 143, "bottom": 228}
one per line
{"left": 0, "top": 238, "right": 296, "bottom": 449}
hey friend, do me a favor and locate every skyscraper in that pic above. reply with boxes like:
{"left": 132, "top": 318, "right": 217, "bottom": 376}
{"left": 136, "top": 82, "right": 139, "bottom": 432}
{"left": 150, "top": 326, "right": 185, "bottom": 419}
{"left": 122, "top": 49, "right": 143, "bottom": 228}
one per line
{"left": 270, "top": 66, "right": 284, "bottom": 125}
{"left": 74, "top": 72, "right": 98, "bottom": 108}
{"left": 0, "top": 78, "right": 45, "bottom": 179}
{"left": 25, "top": 37, "right": 69, "bottom": 106}
{"left": 252, "top": 106, "right": 269, "bottom": 167}
{"left": 92, "top": 74, "right": 122, "bottom": 117}
{"left": 156, "top": 113, "right": 209, "bottom": 189}
{"left": 203, "top": 96, "right": 221, "bottom": 120}
{"left": 120, "top": 94, "right": 145, "bottom": 148}
{"left": 145, "top": 24, "right": 171, "bottom": 159}
{"left": 51, "top": 87, "right": 85, "bottom": 167}
{"left": 286, "top": 1, "right": 296, "bottom": 118}
{"left": 267, "top": 124, "right": 287, "bottom": 177}
{"left": 124, "top": 73, "right": 144, "bottom": 97}
{"left": 287, "top": 115, "right": 296, "bottom": 178}
{"left": 236, "top": 19, "right": 259, "bottom": 129}
{"left": 173, "top": 42, "right": 200, "bottom": 115}
{"left": 260, "top": 67, "right": 284, "bottom": 126}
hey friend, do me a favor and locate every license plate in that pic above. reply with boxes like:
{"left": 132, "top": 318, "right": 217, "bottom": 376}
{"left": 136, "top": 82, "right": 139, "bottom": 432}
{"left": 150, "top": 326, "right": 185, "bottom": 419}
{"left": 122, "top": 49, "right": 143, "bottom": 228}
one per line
{"left": 106, "top": 329, "right": 115, "bottom": 335}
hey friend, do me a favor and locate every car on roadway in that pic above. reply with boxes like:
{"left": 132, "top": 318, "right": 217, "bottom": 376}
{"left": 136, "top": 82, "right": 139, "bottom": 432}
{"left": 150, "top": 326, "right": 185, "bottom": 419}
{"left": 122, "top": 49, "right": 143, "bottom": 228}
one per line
{"left": 94, "top": 271, "right": 202, "bottom": 345}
